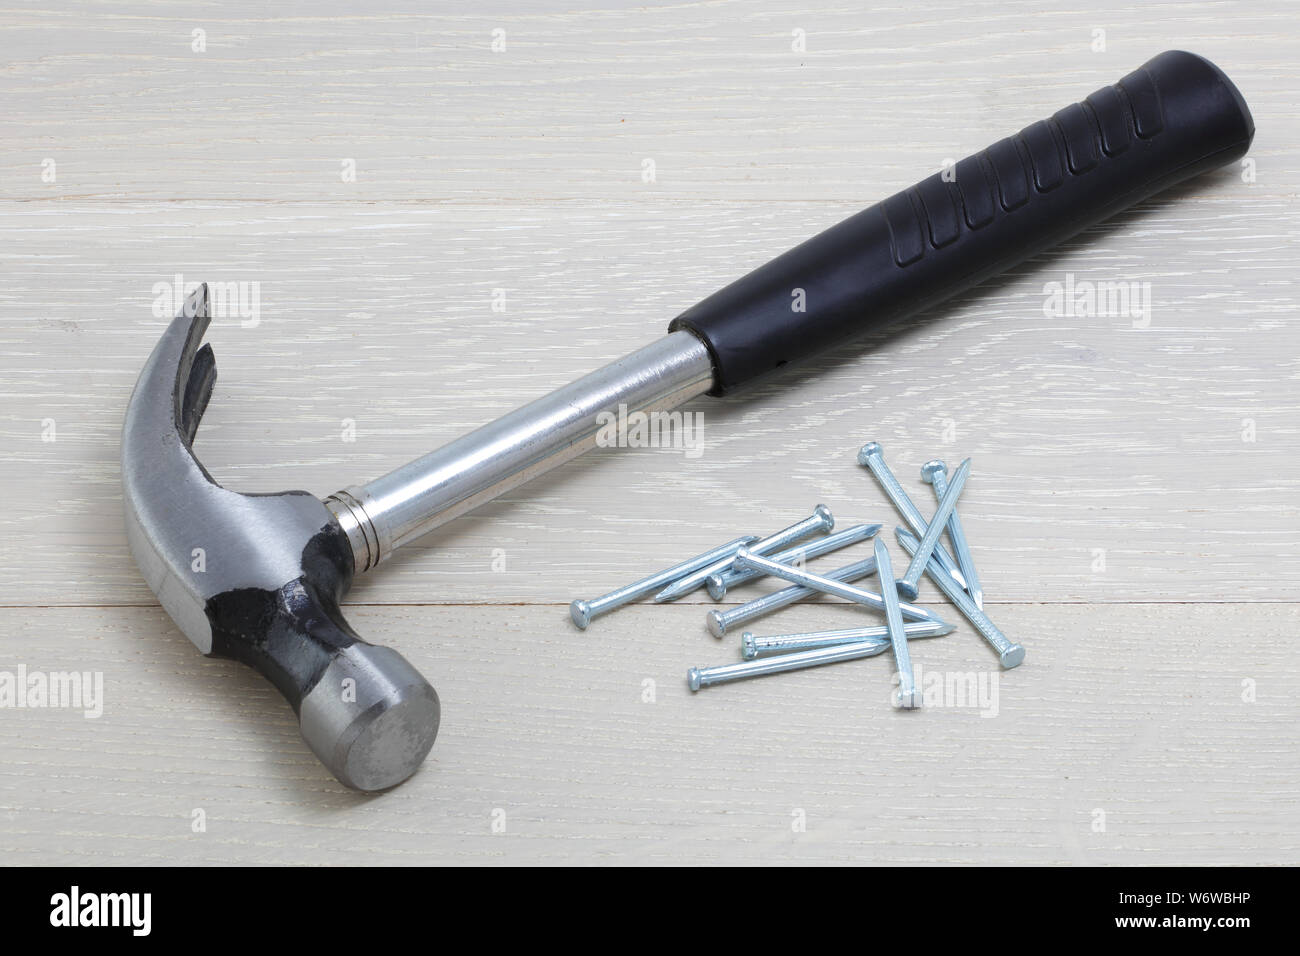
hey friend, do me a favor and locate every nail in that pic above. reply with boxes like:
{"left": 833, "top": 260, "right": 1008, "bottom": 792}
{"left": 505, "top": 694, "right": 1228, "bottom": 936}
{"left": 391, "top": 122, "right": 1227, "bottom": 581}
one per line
{"left": 731, "top": 549, "right": 942, "bottom": 623}
{"left": 706, "top": 557, "right": 877, "bottom": 638}
{"left": 741, "top": 619, "right": 954, "bottom": 659}
{"left": 706, "top": 523, "right": 880, "bottom": 599}
{"left": 896, "top": 527, "right": 1024, "bottom": 668}
{"left": 689, "top": 640, "right": 893, "bottom": 691}
{"left": 654, "top": 505, "right": 834, "bottom": 602}
{"left": 897, "top": 458, "right": 970, "bottom": 600}
{"left": 922, "top": 459, "right": 983, "bottom": 609}
{"left": 874, "top": 538, "right": 919, "bottom": 708}
{"left": 857, "top": 441, "right": 968, "bottom": 589}
{"left": 570, "top": 534, "right": 759, "bottom": 628}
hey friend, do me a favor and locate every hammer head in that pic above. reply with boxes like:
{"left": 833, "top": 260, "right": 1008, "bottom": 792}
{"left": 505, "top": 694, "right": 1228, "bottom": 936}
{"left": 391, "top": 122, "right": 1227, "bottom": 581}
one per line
{"left": 122, "top": 286, "right": 439, "bottom": 790}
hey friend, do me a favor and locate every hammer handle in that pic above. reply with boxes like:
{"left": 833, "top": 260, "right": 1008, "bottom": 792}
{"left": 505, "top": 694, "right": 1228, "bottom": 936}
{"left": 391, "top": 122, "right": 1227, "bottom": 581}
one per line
{"left": 331, "top": 51, "right": 1253, "bottom": 576}
{"left": 669, "top": 50, "right": 1255, "bottom": 393}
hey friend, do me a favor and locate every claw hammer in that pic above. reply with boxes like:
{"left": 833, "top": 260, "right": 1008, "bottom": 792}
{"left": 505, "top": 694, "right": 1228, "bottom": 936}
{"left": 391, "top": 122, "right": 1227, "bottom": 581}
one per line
{"left": 123, "top": 51, "right": 1253, "bottom": 789}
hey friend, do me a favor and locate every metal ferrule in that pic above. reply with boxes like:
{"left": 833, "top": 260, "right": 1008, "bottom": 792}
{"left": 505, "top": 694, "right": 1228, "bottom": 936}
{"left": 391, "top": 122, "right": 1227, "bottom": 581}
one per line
{"left": 324, "top": 487, "right": 388, "bottom": 573}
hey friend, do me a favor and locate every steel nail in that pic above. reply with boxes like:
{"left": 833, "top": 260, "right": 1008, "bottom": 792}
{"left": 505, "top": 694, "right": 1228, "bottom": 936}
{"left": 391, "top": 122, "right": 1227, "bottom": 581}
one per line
{"left": 922, "top": 459, "right": 983, "bottom": 610}
{"left": 688, "top": 639, "right": 894, "bottom": 691}
{"left": 706, "top": 523, "right": 880, "bottom": 599}
{"left": 896, "top": 527, "right": 1024, "bottom": 668}
{"left": 857, "top": 442, "right": 968, "bottom": 589}
{"left": 731, "top": 549, "right": 942, "bottom": 623}
{"left": 570, "top": 534, "right": 759, "bottom": 628}
{"left": 741, "top": 618, "right": 954, "bottom": 659}
{"left": 897, "top": 458, "right": 970, "bottom": 600}
{"left": 706, "top": 557, "right": 877, "bottom": 638}
{"left": 874, "top": 537, "right": 919, "bottom": 708}
{"left": 654, "top": 505, "right": 834, "bottom": 602}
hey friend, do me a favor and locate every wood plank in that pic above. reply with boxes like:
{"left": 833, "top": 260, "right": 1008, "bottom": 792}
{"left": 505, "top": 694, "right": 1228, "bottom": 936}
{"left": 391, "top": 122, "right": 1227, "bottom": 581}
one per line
{"left": 1, "top": 2, "right": 1294, "bottom": 201}
{"left": 0, "top": 200, "right": 1297, "bottom": 605}
{"left": 0, "top": 603, "right": 1294, "bottom": 865}
{"left": 2, "top": 0, "right": 1297, "bottom": 870}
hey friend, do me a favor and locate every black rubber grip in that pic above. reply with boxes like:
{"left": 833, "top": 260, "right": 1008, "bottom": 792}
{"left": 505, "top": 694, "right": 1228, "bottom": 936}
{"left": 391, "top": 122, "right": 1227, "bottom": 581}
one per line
{"left": 668, "top": 51, "right": 1255, "bottom": 394}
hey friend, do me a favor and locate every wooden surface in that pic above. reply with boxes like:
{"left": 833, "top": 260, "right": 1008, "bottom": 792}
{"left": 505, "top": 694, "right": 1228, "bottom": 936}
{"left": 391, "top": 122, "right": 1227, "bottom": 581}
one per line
{"left": 1, "top": 1, "right": 1297, "bottom": 865}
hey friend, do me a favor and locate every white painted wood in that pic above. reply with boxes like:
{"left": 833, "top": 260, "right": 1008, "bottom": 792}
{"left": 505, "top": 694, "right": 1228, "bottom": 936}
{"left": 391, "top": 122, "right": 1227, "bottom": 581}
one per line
{"left": 1, "top": 2, "right": 1296, "bottom": 202}
{"left": 1, "top": 604, "right": 1296, "bottom": 865}
{"left": 0, "top": 1, "right": 1296, "bottom": 865}
{"left": 0, "top": 199, "right": 1297, "bottom": 606}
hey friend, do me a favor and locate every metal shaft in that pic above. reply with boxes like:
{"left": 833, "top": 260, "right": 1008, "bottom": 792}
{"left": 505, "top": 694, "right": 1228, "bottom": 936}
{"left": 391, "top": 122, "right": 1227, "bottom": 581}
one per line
{"left": 706, "top": 557, "right": 879, "bottom": 638}
{"left": 689, "top": 639, "right": 893, "bottom": 690}
{"left": 326, "top": 332, "right": 714, "bottom": 571}
{"left": 742, "top": 619, "right": 953, "bottom": 659}
{"left": 857, "top": 442, "right": 969, "bottom": 589}
{"left": 874, "top": 537, "right": 918, "bottom": 709}
{"left": 923, "top": 460, "right": 983, "bottom": 609}
{"left": 654, "top": 505, "right": 833, "bottom": 603}
{"left": 707, "top": 523, "right": 880, "bottom": 599}
{"left": 732, "top": 549, "right": 941, "bottom": 623}
{"left": 570, "top": 534, "right": 757, "bottom": 629}
{"left": 896, "top": 528, "right": 1024, "bottom": 668}
{"left": 897, "top": 458, "right": 970, "bottom": 600}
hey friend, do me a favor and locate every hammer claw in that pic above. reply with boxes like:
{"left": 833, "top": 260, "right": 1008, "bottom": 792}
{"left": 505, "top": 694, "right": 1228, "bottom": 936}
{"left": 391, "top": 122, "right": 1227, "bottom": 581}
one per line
{"left": 179, "top": 343, "right": 216, "bottom": 446}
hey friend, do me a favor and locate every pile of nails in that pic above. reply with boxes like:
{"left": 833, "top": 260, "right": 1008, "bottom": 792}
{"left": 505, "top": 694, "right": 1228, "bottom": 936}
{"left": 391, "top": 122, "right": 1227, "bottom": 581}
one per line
{"left": 570, "top": 441, "right": 1023, "bottom": 708}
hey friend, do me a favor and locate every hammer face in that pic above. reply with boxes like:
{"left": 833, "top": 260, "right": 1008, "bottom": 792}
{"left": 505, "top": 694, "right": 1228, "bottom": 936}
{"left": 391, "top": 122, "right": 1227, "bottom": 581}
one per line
{"left": 122, "top": 287, "right": 439, "bottom": 790}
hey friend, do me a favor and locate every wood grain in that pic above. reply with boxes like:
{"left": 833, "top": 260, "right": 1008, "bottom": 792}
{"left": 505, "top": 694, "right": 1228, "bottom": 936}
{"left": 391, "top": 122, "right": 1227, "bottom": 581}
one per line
{"left": 0, "top": 0, "right": 1296, "bottom": 865}
{"left": 0, "top": 199, "right": 1297, "bottom": 606}
{"left": 1, "top": 2, "right": 1296, "bottom": 202}
{"left": 1, "top": 603, "right": 1295, "bottom": 865}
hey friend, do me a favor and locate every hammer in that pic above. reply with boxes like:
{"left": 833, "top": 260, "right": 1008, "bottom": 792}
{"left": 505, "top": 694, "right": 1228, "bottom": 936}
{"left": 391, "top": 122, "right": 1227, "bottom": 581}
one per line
{"left": 122, "top": 51, "right": 1252, "bottom": 790}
